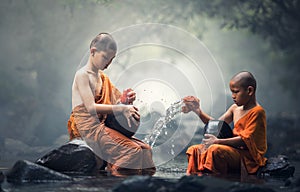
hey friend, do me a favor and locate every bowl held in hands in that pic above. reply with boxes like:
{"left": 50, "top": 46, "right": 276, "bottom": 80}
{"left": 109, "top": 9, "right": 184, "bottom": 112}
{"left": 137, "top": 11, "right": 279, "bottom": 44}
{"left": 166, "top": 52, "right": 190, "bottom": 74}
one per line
{"left": 105, "top": 113, "right": 139, "bottom": 138}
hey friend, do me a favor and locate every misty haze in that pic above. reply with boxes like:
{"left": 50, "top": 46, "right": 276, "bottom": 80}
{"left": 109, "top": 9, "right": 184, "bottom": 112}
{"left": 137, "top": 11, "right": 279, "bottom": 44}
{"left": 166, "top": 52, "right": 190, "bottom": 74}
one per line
{"left": 0, "top": 1, "right": 299, "bottom": 190}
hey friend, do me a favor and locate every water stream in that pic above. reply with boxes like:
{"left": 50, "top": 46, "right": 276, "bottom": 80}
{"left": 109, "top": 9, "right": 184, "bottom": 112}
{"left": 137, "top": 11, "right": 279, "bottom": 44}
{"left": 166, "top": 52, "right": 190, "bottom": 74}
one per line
{"left": 143, "top": 100, "right": 183, "bottom": 148}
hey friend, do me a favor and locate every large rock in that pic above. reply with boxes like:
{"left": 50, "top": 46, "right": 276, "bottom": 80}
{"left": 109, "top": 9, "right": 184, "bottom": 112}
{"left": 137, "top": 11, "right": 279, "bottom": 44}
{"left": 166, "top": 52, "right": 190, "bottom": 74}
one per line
{"left": 36, "top": 139, "right": 103, "bottom": 175}
{"left": 113, "top": 175, "right": 277, "bottom": 192}
{"left": 257, "top": 155, "right": 295, "bottom": 178}
{"left": 112, "top": 175, "right": 175, "bottom": 192}
{"left": 174, "top": 176, "right": 207, "bottom": 192}
{"left": 5, "top": 160, "right": 72, "bottom": 184}
{"left": 229, "top": 185, "right": 276, "bottom": 192}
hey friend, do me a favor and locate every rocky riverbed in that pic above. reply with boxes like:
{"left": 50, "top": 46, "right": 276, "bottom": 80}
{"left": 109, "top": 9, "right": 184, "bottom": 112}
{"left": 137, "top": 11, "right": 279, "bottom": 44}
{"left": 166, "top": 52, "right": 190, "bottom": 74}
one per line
{"left": 1, "top": 114, "right": 299, "bottom": 192}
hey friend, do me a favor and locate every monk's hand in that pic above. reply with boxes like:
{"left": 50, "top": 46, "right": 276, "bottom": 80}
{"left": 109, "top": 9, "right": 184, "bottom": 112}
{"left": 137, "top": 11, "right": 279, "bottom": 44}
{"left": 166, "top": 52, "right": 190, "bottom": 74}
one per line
{"left": 126, "top": 89, "right": 136, "bottom": 105}
{"left": 123, "top": 105, "right": 140, "bottom": 127}
{"left": 121, "top": 88, "right": 136, "bottom": 105}
{"left": 202, "top": 134, "right": 218, "bottom": 147}
{"left": 182, "top": 96, "right": 200, "bottom": 113}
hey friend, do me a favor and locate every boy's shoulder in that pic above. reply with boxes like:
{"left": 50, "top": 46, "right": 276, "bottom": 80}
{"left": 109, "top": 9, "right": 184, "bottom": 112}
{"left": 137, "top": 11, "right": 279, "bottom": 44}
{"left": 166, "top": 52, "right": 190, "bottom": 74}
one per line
{"left": 231, "top": 104, "right": 266, "bottom": 124}
{"left": 237, "top": 104, "right": 266, "bottom": 119}
{"left": 230, "top": 104, "right": 265, "bottom": 113}
{"left": 75, "top": 67, "right": 90, "bottom": 78}
{"left": 252, "top": 105, "right": 266, "bottom": 117}
{"left": 228, "top": 104, "right": 239, "bottom": 113}
{"left": 254, "top": 105, "right": 265, "bottom": 112}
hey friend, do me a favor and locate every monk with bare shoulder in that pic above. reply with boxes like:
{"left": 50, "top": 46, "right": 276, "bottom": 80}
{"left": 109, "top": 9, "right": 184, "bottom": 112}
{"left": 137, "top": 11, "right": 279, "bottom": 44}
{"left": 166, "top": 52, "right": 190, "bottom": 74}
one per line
{"left": 183, "top": 71, "right": 267, "bottom": 175}
{"left": 67, "top": 33, "right": 155, "bottom": 176}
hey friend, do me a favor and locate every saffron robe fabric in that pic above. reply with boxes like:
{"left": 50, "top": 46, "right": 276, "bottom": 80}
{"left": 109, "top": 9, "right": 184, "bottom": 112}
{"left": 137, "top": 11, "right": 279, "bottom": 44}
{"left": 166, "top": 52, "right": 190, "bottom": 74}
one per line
{"left": 67, "top": 71, "right": 155, "bottom": 176}
{"left": 186, "top": 105, "right": 267, "bottom": 175}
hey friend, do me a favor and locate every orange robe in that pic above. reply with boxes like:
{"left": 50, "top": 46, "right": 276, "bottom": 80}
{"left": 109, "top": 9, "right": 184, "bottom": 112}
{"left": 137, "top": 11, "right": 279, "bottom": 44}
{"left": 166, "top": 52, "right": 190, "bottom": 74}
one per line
{"left": 67, "top": 71, "right": 155, "bottom": 176}
{"left": 186, "top": 105, "right": 267, "bottom": 175}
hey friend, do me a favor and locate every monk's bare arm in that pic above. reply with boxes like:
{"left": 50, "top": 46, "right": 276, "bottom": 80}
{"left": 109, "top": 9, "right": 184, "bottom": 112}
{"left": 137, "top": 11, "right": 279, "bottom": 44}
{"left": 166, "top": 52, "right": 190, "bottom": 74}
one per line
{"left": 182, "top": 96, "right": 213, "bottom": 124}
{"left": 204, "top": 133, "right": 246, "bottom": 149}
{"left": 194, "top": 108, "right": 213, "bottom": 124}
{"left": 216, "top": 136, "right": 247, "bottom": 148}
{"left": 218, "top": 104, "right": 235, "bottom": 125}
{"left": 196, "top": 103, "right": 237, "bottom": 125}
{"left": 216, "top": 104, "right": 246, "bottom": 148}
{"left": 75, "top": 71, "right": 124, "bottom": 115}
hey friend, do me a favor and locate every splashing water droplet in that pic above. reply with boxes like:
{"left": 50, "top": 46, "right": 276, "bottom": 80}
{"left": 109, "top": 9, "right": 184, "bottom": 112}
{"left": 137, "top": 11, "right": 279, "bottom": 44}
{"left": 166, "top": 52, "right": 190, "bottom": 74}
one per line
{"left": 143, "top": 100, "right": 183, "bottom": 148}
{"left": 170, "top": 148, "right": 175, "bottom": 155}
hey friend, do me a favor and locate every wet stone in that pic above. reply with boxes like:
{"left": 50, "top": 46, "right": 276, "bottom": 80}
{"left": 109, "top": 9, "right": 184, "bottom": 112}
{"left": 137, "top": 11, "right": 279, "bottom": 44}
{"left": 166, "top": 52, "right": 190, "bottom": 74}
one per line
{"left": 229, "top": 185, "right": 276, "bottom": 192}
{"left": 113, "top": 175, "right": 280, "bottom": 192}
{"left": 5, "top": 160, "right": 72, "bottom": 184}
{"left": 112, "top": 175, "right": 175, "bottom": 192}
{"left": 258, "top": 155, "right": 295, "bottom": 178}
{"left": 35, "top": 139, "right": 102, "bottom": 175}
{"left": 174, "top": 176, "right": 207, "bottom": 192}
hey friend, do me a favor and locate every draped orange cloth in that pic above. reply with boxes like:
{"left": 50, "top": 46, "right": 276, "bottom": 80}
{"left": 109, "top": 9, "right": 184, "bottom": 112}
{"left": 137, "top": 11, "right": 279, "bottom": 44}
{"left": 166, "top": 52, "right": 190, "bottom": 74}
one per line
{"left": 186, "top": 105, "right": 267, "bottom": 175}
{"left": 67, "top": 71, "right": 155, "bottom": 176}
{"left": 67, "top": 71, "right": 121, "bottom": 140}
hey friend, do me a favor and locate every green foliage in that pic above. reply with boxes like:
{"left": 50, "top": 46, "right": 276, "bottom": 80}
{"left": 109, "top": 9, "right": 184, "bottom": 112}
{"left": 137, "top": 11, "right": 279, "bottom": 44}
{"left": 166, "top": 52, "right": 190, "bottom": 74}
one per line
{"left": 180, "top": 0, "right": 300, "bottom": 96}
{"left": 186, "top": 0, "right": 300, "bottom": 51}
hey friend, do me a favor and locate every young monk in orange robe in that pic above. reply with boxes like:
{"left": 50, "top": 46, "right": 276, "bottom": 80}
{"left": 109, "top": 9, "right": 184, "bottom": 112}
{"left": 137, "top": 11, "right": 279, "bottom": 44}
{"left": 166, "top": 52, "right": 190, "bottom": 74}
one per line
{"left": 183, "top": 71, "right": 267, "bottom": 175}
{"left": 67, "top": 33, "right": 155, "bottom": 176}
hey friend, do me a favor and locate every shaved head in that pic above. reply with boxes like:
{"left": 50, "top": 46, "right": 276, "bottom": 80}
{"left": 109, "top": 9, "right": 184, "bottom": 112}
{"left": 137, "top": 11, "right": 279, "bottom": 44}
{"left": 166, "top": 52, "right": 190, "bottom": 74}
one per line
{"left": 90, "top": 32, "right": 117, "bottom": 52}
{"left": 231, "top": 71, "right": 257, "bottom": 91}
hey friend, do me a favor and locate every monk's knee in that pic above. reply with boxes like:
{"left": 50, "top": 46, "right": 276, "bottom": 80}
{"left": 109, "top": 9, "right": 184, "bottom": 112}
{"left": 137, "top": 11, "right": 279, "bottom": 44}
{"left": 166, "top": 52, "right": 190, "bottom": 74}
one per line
{"left": 207, "top": 144, "right": 226, "bottom": 159}
{"left": 186, "top": 144, "right": 199, "bottom": 154}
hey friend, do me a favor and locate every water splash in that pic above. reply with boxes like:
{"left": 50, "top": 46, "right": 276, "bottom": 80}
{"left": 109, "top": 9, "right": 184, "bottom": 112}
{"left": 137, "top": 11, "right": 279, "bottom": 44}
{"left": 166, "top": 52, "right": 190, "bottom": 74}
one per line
{"left": 143, "top": 100, "right": 183, "bottom": 148}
